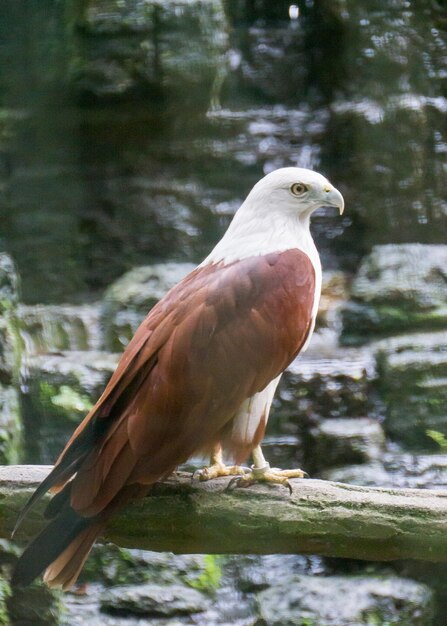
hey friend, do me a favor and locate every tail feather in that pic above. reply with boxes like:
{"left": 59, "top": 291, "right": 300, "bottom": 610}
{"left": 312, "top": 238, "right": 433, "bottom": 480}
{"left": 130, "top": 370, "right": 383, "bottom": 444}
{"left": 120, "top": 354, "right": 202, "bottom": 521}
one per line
{"left": 12, "top": 413, "right": 108, "bottom": 538}
{"left": 44, "top": 482, "right": 72, "bottom": 520}
{"left": 12, "top": 482, "right": 149, "bottom": 589}
{"left": 11, "top": 460, "right": 78, "bottom": 538}
{"left": 11, "top": 505, "right": 90, "bottom": 588}
{"left": 43, "top": 523, "right": 103, "bottom": 590}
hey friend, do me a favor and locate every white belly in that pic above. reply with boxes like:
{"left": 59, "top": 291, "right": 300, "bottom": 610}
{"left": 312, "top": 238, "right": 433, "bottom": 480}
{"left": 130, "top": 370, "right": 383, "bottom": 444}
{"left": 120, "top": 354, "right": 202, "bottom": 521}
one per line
{"left": 230, "top": 375, "right": 282, "bottom": 447}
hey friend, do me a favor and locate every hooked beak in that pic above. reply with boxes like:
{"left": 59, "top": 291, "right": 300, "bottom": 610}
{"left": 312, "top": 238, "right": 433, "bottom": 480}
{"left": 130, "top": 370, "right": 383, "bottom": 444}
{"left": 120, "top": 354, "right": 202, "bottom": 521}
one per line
{"left": 323, "top": 185, "right": 345, "bottom": 215}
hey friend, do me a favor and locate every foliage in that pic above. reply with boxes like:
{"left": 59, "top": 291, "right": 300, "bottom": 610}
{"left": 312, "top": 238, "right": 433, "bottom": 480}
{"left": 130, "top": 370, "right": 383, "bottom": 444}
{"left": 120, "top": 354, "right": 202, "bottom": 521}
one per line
{"left": 426, "top": 430, "right": 447, "bottom": 451}
{"left": 185, "top": 554, "right": 222, "bottom": 594}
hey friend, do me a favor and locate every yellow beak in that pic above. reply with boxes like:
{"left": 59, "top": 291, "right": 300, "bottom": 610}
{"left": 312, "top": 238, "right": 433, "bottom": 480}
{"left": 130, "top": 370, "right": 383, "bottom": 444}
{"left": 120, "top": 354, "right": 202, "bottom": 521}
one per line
{"left": 323, "top": 185, "right": 345, "bottom": 215}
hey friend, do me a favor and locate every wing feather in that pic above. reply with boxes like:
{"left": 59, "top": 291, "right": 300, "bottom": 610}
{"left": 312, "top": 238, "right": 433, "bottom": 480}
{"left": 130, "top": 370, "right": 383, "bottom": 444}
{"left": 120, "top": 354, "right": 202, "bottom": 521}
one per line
{"left": 17, "top": 250, "right": 316, "bottom": 526}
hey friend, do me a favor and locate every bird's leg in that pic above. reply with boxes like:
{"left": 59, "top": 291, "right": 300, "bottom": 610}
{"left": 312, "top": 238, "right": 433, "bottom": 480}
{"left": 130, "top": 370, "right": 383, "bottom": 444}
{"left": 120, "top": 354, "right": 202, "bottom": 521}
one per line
{"left": 228, "top": 445, "right": 308, "bottom": 493}
{"left": 193, "top": 445, "right": 249, "bottom": 481}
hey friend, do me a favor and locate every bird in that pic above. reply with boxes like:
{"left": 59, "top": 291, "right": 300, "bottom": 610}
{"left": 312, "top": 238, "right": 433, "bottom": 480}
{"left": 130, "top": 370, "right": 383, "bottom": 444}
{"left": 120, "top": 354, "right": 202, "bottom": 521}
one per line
{"left": 11, "top": 167, "right": 344, "bottom": 590}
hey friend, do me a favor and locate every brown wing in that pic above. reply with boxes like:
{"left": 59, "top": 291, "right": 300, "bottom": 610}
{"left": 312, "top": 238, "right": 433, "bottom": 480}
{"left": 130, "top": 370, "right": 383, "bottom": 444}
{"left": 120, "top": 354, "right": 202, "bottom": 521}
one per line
{"left": 69, "top": 249, "right": 315, "bottom": 515}
{"left": 19, "top": 249, "right": 316, "bottom": 522}
{"left": 12, "top": 248, "right": 316, "bottom": 588}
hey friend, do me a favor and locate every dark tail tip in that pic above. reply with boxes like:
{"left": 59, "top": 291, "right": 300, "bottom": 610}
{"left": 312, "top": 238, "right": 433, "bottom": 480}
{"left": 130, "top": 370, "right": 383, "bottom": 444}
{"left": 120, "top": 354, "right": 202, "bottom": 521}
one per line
{"left": 11, "top": 506, "right": 88, "bottom": 588}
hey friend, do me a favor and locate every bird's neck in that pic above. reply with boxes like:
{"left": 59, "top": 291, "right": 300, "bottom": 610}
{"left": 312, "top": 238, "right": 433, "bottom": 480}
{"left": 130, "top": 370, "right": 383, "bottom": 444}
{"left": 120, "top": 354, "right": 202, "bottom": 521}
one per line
{"left": 202, "top": 205, "right": 318, "bottom": 269}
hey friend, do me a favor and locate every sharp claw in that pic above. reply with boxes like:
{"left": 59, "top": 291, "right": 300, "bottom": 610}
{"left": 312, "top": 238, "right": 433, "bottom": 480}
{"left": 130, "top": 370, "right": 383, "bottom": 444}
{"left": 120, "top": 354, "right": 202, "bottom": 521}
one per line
{"left": 224, "top": 467, "right": 307, "bottom": 493}
{"left": 226, "top": 475, "right": 254, "bottom": 491}
{"left": 226, "top": 476, "right": 241, "bottom": 491}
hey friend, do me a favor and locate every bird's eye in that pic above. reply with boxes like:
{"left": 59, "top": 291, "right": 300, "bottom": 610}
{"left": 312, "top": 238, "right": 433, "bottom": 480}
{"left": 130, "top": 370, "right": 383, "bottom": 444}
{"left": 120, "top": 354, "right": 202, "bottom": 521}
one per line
{"left": 290, "top": 182, "right": 308, "bottom": 196}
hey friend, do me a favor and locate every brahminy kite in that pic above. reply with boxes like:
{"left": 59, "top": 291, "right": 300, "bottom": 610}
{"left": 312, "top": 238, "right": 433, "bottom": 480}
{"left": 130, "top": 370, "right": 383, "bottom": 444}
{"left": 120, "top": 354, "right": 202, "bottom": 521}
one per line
{"left": 12, "top": 167, "right": 344, "bottom": 589}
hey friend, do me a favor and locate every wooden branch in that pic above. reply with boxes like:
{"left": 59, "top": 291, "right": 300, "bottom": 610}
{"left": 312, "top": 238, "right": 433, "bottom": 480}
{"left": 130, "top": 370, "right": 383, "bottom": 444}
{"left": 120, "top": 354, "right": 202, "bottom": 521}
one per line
{"left": 1, "top": 465, "right": 447, "bottom": 563}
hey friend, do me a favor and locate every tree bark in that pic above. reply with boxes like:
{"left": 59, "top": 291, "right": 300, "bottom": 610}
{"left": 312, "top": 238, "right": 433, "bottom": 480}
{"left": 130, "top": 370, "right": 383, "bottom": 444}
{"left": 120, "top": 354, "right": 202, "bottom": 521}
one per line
{"left": 1, "top": 465, "right": 447, "bottom": 563}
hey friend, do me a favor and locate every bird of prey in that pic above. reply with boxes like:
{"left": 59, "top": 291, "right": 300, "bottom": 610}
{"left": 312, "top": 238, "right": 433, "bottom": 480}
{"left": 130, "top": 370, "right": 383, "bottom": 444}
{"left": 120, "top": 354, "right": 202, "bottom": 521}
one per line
{"left": 12, "top": 167, "right": 344, "bottom": 589}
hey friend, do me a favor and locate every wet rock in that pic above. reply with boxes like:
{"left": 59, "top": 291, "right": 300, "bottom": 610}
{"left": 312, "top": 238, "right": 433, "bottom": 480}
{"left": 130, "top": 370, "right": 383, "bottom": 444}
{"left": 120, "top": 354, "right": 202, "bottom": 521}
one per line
{"left": 255, "top": 575, "right": 433, "bottom": 626}
{"left": 219, "top": 4, "right": 307, "bottom": 103}
{"left": 72, "top": 0, "right": 228, "bottom": 109}
{"left": 341, "top": 245, "right": 447, "bottom": 344}
{"left": 382, "top": 452, "right": 447, "bottom": 490}
{"left": 23, "top": 350, "right": 118, "bottom": 421}
{"left": 0, "top": 540, "right": 20, "bottom": 569}
{"left": 101, "top": 262, "right": 195, "bottom": 351}
{"left": 307, "top": 417, "right": 385, "bottom": 471}
{"left": 272, "top": 347, "right": 375, "bottom": 431}
{"left": 100, "top": 582, "right": 209, "bottom": 617}
{"left": 375, "top": 331, "right": 447, "bottom": 448}
{"left": 206, "top": 106, "right": 326, "bottom": 171}
{"left": 8, "top": 579, "right": 63, "bottom": 626}
{"left": 0, "top": 254, "right": 23, "bottom": 463}
{"left": 0, "top": 384, "right": 22, "bottom": 464}
{"left": 65, "top": 555, "right": 245, "bottom": 626}
{"left": 0, "top": 253, "right": 21, "bottom": 386}
{"left": 21, "top": 350, "right": 119, "bottom": 462}
{"left": 0, "top": 254, "right": 19, "bottom": 314}
{"left": 0, "top": 577, "right": 10, "bottom": 626}
{"left": 19, "top": 304, "right": 102, "bottom": 354}
{"left": 81, "top": 545, "right": 221, "bottom": 594}
{"left": 233, "top": 554, "right": 324, "bottom": 594}
{"left": 323, "top": 450, "right": 447, "bottom": 490}
{"left": 321, "top": 461, "right": 392, "bottom": 488}
{"left": 317, "top": 270, "right": 349, "bottom": 329}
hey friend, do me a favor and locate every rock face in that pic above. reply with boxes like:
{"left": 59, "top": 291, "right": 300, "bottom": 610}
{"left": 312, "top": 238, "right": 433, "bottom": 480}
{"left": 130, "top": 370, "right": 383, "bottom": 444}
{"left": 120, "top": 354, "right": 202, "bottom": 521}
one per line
{"left": 100, "top": 583, "right": 209, "bottom": 617}
{"left": 273, "top": 347, "right": 375, "bottom": 428}
{"left": 0, "top": 386, "right": 22, "bottom": 464}
{"left": 233, "top": 554, "right": 319, "bottom": 594}
{"left": 255, "top": 575, "right": 434, "bottom": 626}
{"left": 0, "top": 578, "right": 9, "bottom": 626}
{"left": 21, "top": 351, "right": 118, "bottom": 462}
{"left": 7, "top": 580, "right": 63, "bottom": 626}
{"left": 81, "top": 545, "right": 222, "bottom": 594}
{"left": 72, "top": 0, "right": 228, "bottom": 108}
{"left": 375, "top": 331, "right": 447, "bottom": 448}
{"left": 19, "top": 304, "right": 102, "bottom": 354}
{"left": 0, "top": 254, "right": 22, "bottom": 463}
{"left": 23, "top": 351, "right": 119, "bottom": 421}
{"left": 341, "top": 245, "right": 447, "bottom": 344}
{"left": 306, "top": 417, "right": 385, "bottom": 471}
{"left": 101, "top": 262, "right": 195, "bottom": 351}
{"left": 0, "top": 1, "right": 446, "bottom": 623}
{"left": 317, "top": 270, "right": 349, "bottom": 329}
{"left": 0, "top": 253, "right": 21, "bottom": 386}
{"left": 322, "top": 451, "right": 447, "bottom": 490}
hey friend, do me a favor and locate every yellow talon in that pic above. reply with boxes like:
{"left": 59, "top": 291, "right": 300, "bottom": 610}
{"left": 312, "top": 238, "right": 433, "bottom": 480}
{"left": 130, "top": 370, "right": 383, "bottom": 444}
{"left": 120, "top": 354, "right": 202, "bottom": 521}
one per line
{"left": 193, "top": 462, "right": 248, "bottom": 481}
{"left": 227, "top": 463, "right": 308, "bottom": 494}
{"left": 192, "top": 446, "right": 249, "bottom": 482}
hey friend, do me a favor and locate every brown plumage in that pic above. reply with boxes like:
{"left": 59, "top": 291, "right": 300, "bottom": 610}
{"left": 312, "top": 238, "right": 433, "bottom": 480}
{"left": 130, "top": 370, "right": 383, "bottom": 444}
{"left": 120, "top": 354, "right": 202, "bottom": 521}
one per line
{"left": 12, "top": 250, "right": 315, "bottom": 589}
{"left": 12, "top": 165, "right": 345, "bottom": 589}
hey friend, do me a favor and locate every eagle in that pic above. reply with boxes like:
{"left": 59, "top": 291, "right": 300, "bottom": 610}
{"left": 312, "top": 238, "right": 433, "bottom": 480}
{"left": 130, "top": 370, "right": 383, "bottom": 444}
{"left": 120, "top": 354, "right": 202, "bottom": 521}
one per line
{"left": 12, "top": 167, "right": 344, "bottom": 589}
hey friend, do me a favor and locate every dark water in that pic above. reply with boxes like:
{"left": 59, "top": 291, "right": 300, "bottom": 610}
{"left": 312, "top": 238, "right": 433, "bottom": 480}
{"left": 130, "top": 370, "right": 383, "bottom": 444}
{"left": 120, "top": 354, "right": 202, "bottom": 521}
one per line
{"left": 0, "top": 0, "right": 446, "bottom": 303}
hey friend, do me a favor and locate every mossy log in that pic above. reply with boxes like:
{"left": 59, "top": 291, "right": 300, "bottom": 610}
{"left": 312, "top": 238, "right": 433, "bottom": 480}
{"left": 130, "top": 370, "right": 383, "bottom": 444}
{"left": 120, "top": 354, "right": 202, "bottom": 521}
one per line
{"left": 1, "top": 465, "right": 447, "bottom": 563}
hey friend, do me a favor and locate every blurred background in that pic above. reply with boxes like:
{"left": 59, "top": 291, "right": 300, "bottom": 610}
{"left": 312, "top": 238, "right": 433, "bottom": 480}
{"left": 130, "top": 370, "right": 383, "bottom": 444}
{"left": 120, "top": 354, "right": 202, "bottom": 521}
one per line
{"left": 0, "top": 0, "right": 446, "bottom": 624}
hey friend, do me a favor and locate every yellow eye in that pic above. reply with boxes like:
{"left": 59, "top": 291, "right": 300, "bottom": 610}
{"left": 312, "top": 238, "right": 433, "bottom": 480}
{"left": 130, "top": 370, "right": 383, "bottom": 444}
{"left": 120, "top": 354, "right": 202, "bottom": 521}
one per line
{"left": 290, "top": 182, "right": 307, "bottom": 196}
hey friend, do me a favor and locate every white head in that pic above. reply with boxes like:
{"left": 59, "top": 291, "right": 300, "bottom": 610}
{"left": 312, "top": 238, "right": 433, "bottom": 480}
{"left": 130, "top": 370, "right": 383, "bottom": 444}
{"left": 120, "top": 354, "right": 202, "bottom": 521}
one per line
{"left": 246, "top": 167, "right": 344, "bottom": 218}
{"left": 204, "top": 167, "right": 344, "bottom": 265}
